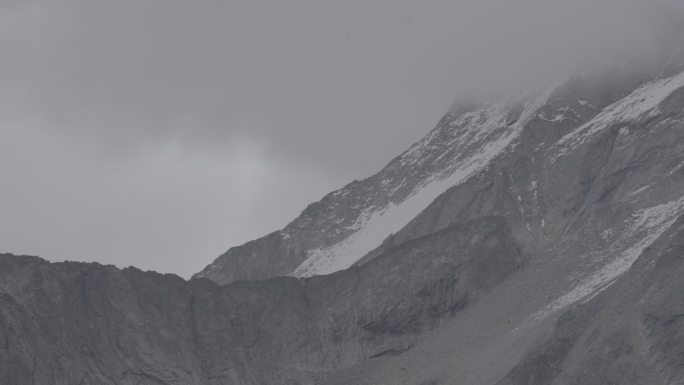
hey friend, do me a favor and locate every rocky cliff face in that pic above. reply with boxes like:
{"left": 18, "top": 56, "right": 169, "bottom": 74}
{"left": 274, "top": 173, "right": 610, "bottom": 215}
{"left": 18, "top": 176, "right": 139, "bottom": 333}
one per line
{"left": 0, "top": 217, "right": 522, "bottom": 385}
{"left": 497, "top": 215, "right": 684, "bottom": 385}
{"left": 2, "top": 11, "right": 684, "bottom": 385}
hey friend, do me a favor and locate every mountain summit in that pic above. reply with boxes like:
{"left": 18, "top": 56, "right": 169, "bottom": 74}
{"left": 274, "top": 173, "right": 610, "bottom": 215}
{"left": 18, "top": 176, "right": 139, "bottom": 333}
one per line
{"left": 195, "top": 14, "right": 684, "bottom": 286}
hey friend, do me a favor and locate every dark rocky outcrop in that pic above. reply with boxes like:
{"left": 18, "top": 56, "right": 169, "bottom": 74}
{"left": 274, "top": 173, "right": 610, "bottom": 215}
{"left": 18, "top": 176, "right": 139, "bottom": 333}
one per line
{"left": 0, "top": 217, "right": 523, "bottom": 385}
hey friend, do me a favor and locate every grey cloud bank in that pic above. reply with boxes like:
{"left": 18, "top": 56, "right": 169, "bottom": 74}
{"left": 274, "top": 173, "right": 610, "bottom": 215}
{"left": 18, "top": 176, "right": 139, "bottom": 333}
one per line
{"left": 0, "top": 0, "right": 681, "bottom": 277}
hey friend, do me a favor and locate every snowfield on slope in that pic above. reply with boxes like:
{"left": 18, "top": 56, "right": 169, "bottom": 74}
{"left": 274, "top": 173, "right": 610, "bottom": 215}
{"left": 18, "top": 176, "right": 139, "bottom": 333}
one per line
{"left": 555, "top": 70, "right": 684, "bottom": 156}
{"left": 526, "top": 196, "right": 684, "bottom": 326}
{"left": 293, "top": 88, "right": 555, "bottom": 277}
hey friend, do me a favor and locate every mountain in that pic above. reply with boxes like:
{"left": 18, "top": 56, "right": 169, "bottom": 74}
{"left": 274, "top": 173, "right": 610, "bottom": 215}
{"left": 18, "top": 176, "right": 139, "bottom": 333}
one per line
{"left": 0, "top": 217, "right": 521, "bottom": 385}
{"left": 194, "top": 87, "right": 554, "bottom": 283}
{"left": 194, "top": 11, "right": 684, "bottom": 285}
{"left": 2, "top": 10, "right": 684, "bottom": 385}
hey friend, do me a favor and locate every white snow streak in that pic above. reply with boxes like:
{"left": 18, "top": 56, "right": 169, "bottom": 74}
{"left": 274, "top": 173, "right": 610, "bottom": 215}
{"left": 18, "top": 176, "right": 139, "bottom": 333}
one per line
{"left": 293, "top": 131, "right": 515, "bottom": 277}
{"left": 293, "top": 86, "right": 556, "bottom": 278}
{"left": 532, "top": 197, "right": 684, "bottom": 322}
{"left": 556, "top": 71, "right": 684, "bottom": 156}
{"left": 630, "top": 185, "right": 651, "bottom": 196}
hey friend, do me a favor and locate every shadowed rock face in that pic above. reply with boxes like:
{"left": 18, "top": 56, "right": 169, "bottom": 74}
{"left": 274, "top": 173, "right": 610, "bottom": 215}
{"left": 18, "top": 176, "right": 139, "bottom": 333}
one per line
{"left": 497, "top": 215, "right": 684, "bottom": 385}
{"left": 0, "top": 217, "right": 523, "bottom": 385}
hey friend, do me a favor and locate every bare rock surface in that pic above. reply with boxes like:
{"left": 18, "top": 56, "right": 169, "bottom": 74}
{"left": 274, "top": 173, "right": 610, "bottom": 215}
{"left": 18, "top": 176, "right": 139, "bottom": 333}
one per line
{"left": 497, "top": 215, "right": 684, "bottom": 385}
{"left": 0, "top": 217, "right": 523, "bottom": 385}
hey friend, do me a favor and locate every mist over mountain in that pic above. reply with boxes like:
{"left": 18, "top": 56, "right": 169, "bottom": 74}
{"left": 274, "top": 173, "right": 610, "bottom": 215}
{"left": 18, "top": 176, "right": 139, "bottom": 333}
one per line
{"left": 2, "top": 2, "right": 684, "bottom": 385}
{"left": 1, "top": 0, "right": 683, "bottom": 277}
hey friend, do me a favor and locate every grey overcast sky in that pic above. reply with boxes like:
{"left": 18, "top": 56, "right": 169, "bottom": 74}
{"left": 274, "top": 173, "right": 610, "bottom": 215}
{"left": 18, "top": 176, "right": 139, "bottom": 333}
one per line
{"left": 1, "top": 0, "right": 681, "bottom": 278}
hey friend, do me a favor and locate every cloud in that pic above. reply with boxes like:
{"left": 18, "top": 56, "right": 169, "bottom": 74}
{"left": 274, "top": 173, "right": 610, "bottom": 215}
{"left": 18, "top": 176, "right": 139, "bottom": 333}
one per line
{"left": 0, "top": 122, "right": 343, "bottom": 277}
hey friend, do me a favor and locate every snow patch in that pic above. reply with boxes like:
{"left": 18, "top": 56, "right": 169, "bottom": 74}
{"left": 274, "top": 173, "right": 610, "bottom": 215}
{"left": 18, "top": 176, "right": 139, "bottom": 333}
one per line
{"left": 630, "top": 185, "right": 651, "bottom": 196}
{"left": 292, "top": 86, "right": 557, "bottom": 277}
{"left": 293, "top": 129, "right": 517, "bottom": 277}
{"left": 530, "top": 197, "right": 684, "bottom": 322}
{"left": 669, "top": 160, "right": 684, "bottom": 175}
{"left": 556, "top": 71, "right": 684, "bottom": 156}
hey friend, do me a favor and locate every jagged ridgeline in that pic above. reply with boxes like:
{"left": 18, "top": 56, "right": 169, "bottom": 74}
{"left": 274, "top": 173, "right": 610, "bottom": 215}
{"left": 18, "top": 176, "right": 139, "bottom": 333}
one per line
{"left": 3, "top": 11, "right": 684, "bottom": 385}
